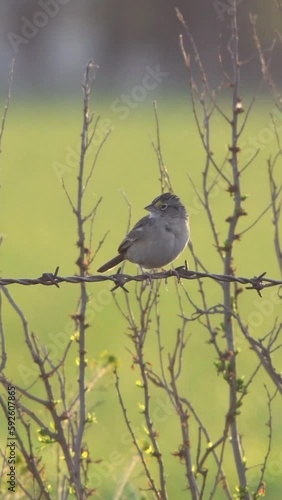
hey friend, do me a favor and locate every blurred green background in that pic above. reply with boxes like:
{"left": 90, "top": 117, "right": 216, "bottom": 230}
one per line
{"left": 0, "top": 0, "right": 282, "bottom": 498}
{"left": 0, "top": 95, "right": 281, "bottom": 498}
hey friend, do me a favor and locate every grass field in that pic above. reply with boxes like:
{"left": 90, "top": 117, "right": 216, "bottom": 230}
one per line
{"left": 0, "top": 93, "right": 281, "bottom": 498}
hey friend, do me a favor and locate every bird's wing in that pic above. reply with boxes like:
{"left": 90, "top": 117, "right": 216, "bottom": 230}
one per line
{"left": 118, "top": 215, "right": 152, "bottom": 253}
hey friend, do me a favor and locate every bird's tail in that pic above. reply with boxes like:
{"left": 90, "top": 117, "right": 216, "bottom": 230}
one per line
{"left": 97, "top": 254, "right": 124, "bottom": 273}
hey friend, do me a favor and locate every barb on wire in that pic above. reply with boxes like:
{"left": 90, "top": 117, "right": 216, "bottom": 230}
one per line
{"left": 0, "top": 265, "right": 281, "bottom": 296}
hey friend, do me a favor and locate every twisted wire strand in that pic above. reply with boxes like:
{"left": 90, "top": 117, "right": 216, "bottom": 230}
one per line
{"left": 0, "top": 266, "right": 281, "bottom": 296}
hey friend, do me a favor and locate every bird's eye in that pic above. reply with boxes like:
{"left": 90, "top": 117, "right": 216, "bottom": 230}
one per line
{"left": 160, "top": 203, "right": 168, "bottom": 210}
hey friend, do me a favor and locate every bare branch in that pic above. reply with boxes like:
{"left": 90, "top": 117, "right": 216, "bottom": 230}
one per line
{"left": 0, "top": 59, "right": 14, "bottom": 154}
{"left": 114, "top": 369, "right": 162, "bottom": 499}
{"left": 150, "top": 101, "right": 173, "bottom": 193}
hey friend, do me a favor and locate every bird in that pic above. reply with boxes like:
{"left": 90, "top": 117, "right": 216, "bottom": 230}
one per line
{"left": 97, "top": 193, "right": 190, "bottom": 273}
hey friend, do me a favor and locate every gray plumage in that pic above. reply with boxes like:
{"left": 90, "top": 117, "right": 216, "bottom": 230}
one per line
{"left": 97, "top": 193, "right": 189, "bottom": 273}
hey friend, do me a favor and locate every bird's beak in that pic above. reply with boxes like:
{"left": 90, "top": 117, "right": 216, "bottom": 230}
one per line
{"left": 144, "top": 204, "right": 153, "bottom": 211}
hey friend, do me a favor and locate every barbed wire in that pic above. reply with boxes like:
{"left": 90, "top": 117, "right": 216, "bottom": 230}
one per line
{"left": 0, "top": 265, "right": 282, "bottom": 296}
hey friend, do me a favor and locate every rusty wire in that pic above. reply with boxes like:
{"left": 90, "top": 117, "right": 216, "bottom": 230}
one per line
{"left": 0, "top": 265, "right": 281, "bottom": 296}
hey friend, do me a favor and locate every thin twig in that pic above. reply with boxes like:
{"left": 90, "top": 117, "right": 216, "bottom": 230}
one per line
{"left": 114, "top": 369, "right": 161, "bottom": 499}
{"left": 0, "top": 59, "right": 14, "bottom": 154}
